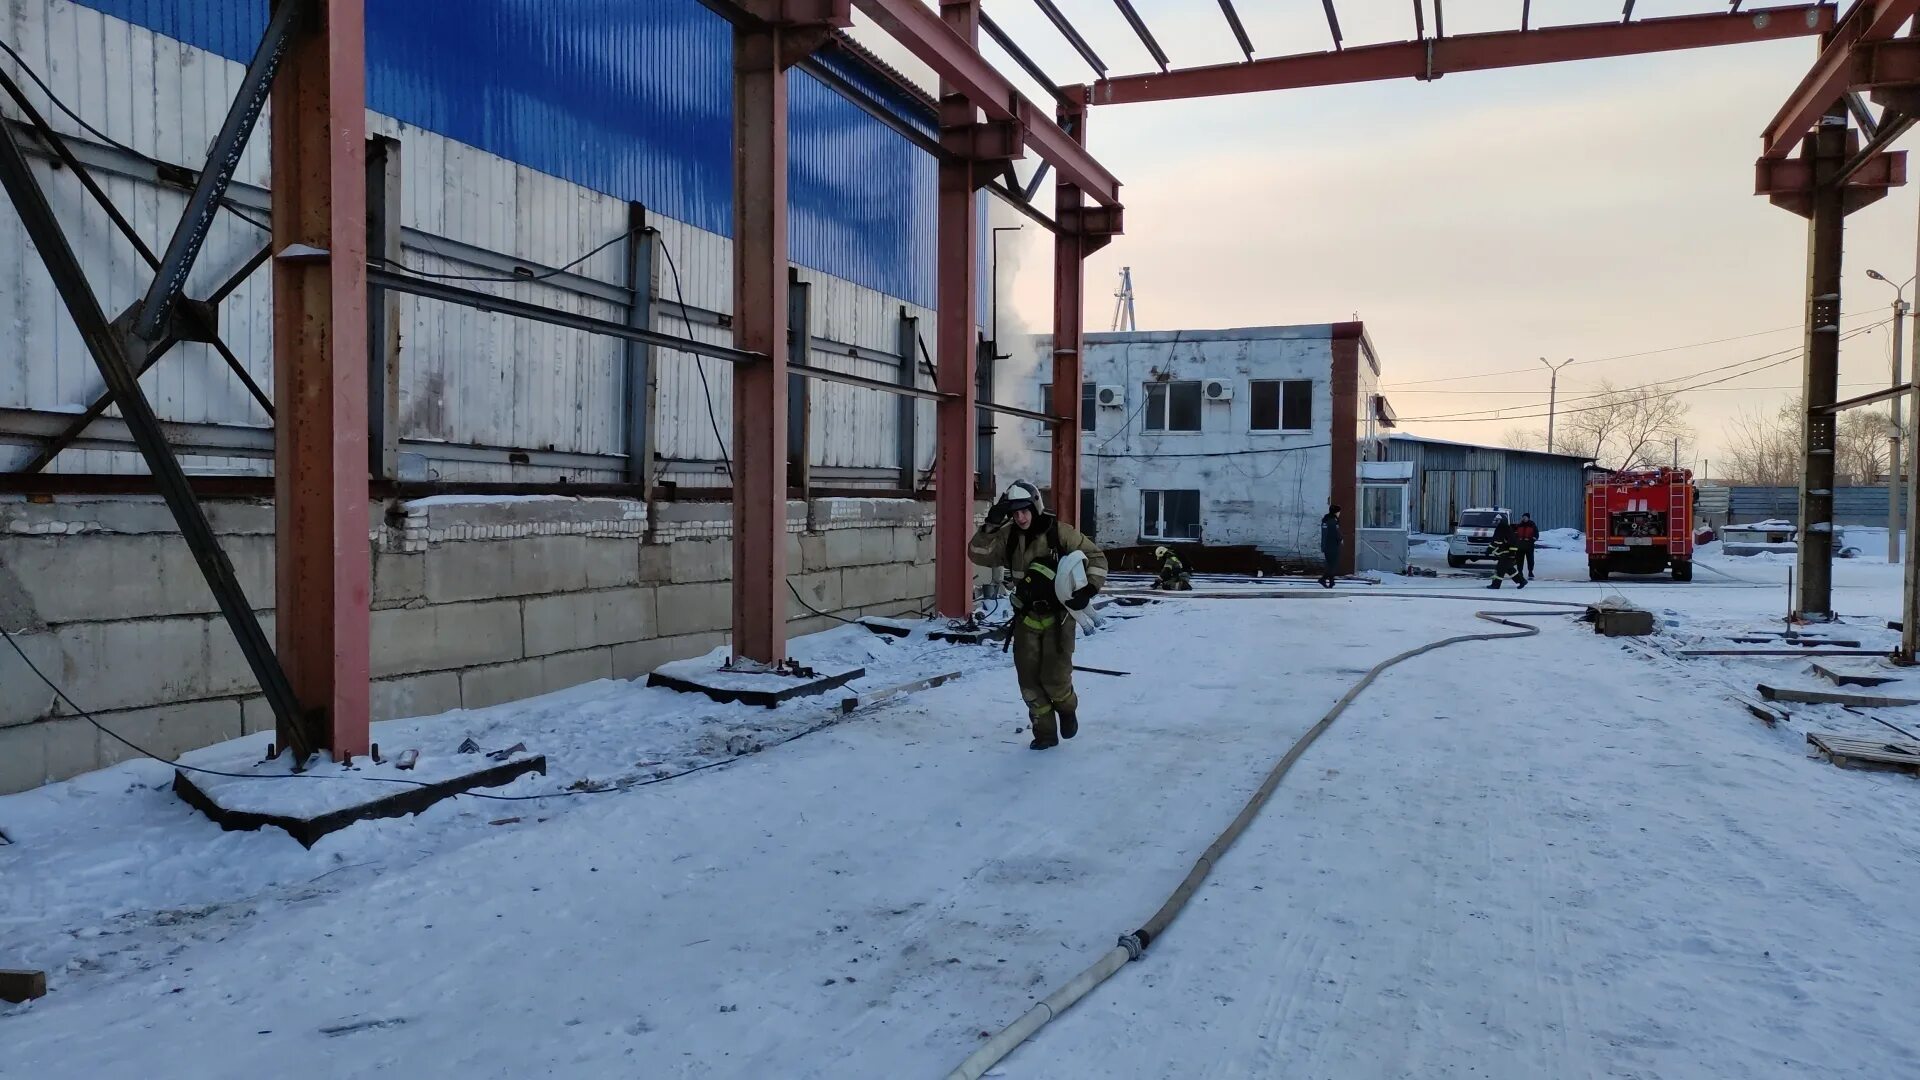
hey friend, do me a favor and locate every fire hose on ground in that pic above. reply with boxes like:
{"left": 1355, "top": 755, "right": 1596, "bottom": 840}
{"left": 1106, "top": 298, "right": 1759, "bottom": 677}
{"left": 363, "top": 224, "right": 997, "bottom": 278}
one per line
{"left": 945, "top": 591, "right": 1592, "bottom": 1080}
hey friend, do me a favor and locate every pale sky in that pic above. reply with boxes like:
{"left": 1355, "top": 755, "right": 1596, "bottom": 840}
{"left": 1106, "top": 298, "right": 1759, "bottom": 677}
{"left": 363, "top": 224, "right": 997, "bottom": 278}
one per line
{"left": 851, "top": 1, "right": 1920, "bottom": 472}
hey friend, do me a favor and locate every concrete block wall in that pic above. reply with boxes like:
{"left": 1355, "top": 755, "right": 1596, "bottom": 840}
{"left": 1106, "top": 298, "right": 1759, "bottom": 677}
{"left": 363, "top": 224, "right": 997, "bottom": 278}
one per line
{"left": 0, "top": 494, "right": 949, "bottom": 794}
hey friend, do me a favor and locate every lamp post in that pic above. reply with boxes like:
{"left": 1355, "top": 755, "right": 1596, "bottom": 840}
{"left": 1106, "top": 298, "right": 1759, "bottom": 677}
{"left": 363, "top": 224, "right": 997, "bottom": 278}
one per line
{"left": 1866, "top": 268, "right": 1912, "bottom": 565}
{"left": 1540, "top": 356, "right": 1575, "bottom": 453}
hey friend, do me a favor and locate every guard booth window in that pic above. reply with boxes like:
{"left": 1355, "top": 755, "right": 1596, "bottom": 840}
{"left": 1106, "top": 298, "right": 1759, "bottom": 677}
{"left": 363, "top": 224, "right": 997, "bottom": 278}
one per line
{"left": 1142, "top": 489, "right": 1201, "bottom": 541}
{"left": 1361, "top": 484, "right": 1406, "bottom": 531}
{"left": 1144, "top": 382, "right": 1203, "bottom": 432}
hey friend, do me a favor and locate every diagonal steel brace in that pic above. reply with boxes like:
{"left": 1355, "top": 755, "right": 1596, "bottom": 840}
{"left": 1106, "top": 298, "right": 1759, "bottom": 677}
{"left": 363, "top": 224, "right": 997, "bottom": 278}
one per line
{"left": 0, "top": 118, "right": 312, "bottom": 762}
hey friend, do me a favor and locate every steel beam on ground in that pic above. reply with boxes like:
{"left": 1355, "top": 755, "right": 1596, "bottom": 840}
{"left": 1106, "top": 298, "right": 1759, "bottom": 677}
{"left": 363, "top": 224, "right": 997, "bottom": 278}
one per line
{"left": 135, "top": 0, "right": 307, "bottom": 342}
{"left": 0, "top": 116, "right": 311, "bottom": 760}
{"left": 271, "top": 0, "right": 371, "bottom": 759}
{"left": 1050, "top": 98, "right": 1087, "bottom": 529}
{"left": 624, "top": 204, "right": 658, "bottom": 489}
{"left": 1092, "top": 4, "right": 1834, "bottom": 105}
{"left": 731, "top": 21, "right": 793, "bottom": 663}
{"left": 1763, "top": 1, "right": 1920, "bottom": 160}
{"left": 1797, "top": 111, "right": 1848, "bottom": 622}
{"left": 935, "top": 0, "right": 982, "bottom": 618}
{"left": 851, "top": 0, "right": 1122, "bottom": 207}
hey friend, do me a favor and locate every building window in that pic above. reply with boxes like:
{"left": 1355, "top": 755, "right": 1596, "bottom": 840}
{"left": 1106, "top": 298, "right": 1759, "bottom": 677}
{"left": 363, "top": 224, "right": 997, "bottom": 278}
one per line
{"left": 1361, "top": 484, "right": 1406, "bottom": 531}
{"left": 1141, "top": 489, "right": 1201, "bottom": 541}
{"left": 1250, "top": 380, "right": 1313, "bottom": 431}
{"left": 1144, "top": 381, "right": 1202, "bottom": 432}
{"left": 1039, "top": 383, "right": 1097, "bottom": 432}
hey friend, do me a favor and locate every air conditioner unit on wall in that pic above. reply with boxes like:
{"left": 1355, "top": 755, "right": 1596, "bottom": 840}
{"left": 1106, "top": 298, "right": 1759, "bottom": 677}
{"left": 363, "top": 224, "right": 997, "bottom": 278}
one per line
{"left": 1096, "top": 384, "right": 1125, "bottom": 408}
{"left": 1204, "top": 379, "right": 1234, "bottom": 402}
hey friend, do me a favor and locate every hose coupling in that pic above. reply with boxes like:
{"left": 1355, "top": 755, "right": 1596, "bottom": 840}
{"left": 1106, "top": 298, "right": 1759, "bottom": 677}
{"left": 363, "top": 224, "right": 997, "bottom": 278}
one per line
{"left": 1118, "top": 933, "right": 1145, "bottom": 961}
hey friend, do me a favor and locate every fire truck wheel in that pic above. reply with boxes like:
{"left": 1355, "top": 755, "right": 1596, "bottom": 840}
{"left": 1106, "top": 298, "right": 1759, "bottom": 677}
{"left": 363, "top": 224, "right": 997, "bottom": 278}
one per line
{"left": 1588, "top": 564, "right": 1610, "bottom": 582}
{"left": 1671, "top": 560, "right": 1692, "bottom": 582}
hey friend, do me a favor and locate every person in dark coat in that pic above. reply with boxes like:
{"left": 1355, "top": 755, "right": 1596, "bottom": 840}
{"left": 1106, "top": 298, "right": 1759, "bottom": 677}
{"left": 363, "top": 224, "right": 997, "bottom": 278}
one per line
{"left": 1513, "top": 512, "right": 1541, "bottom": 578}
{"left": 1319, "top": 505, "right": 1343, "bottom": 589}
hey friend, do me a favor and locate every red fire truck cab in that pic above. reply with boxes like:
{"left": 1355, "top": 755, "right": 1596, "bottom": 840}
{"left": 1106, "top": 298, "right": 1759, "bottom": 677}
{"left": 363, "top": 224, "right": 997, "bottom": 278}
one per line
{"left": 1585, "top": 467, "right": 1695, "bottom": 582}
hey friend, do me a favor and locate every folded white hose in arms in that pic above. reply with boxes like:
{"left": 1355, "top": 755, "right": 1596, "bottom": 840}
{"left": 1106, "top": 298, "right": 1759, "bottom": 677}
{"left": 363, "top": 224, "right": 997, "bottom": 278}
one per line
{"left": 1054, "top": 550, "right": 1099, "bottom": 634}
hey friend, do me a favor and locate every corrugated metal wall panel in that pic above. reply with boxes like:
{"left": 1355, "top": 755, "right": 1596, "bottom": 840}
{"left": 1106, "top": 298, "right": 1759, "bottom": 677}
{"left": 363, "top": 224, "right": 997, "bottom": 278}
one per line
{"left": 1500, "top": 455, "right": 1586, "bottom": 532}
{"left": 1728, "top": 486, "right": 1910, "bottom": 525}
{"left": 67, "top": 0, "right": 942, "bottom": 308}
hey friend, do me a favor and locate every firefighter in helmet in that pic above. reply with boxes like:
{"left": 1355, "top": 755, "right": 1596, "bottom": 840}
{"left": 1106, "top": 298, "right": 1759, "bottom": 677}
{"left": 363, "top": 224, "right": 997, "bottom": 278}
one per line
{"left": 1487, "top": 515, "right": 1528, "bottom": 590}
{"left": 1153, "top": 545, "right": 1193, "bottom": 591}
{"left": 969, "top": 480, "right": 1108, "bottom": 749}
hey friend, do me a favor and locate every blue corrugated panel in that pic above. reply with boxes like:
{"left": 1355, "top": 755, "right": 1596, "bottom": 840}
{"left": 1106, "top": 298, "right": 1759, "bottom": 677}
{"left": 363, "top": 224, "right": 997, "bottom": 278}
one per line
{"left": 69, "top": 0, "right": 942, "bottom": 308}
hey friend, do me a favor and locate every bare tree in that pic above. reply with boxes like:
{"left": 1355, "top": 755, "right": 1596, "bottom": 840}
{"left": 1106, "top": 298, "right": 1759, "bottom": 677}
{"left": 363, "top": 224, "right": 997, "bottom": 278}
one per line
{"left": 1499, "top": 426, "right": 1545, "bottom": 451}
{"left": 1556, "top": 381, "right": 1694, "bottom": 469}
{"left": 1836, "top": 408, "right": 1893, "bottom": 484}
{"left": 1719, "top": 400, "right": 1800, "bottom": 486}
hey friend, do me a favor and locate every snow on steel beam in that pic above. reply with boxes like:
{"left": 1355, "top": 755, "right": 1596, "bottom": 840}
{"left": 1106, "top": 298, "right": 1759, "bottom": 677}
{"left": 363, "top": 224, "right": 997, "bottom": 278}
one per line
{"left": 1763, "top": 0, "right": 1920, "bottom": 160}
{"left": 1092, "top": 4, "right": 1835, "bottom": 105}
{"left": 850, "top": 0, "right": 1122, "bottom": 205}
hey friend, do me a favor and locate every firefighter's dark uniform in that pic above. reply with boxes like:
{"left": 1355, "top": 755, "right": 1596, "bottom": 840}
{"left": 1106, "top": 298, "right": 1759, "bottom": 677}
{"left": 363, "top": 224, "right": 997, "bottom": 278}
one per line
{"left": 1488, "top": 520, "right": 1527, "bottom": 589}
{"left": 1513, "top": 516, "right": 1541, "bottom": 577}
{"left": 969, "top": 488, "right": 1107, "bottom": 747}
{"left": 1155, "top": 547, "right": 1192, "bottom": 591}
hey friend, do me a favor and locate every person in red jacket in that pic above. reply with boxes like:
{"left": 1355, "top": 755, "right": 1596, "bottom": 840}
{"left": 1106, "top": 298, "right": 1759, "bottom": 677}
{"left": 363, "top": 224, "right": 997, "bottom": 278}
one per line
{"left": 1513, "top": 512, "right": 1541, "bottom": 578}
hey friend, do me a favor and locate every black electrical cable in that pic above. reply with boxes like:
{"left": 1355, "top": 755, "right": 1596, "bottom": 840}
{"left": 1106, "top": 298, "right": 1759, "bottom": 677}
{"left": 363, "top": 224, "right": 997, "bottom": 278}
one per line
{"left": 377, "top": 226, "right": 639, "bottom": 285}
{"left": 655, "top": 230, "right": 734, "bottom": 482}
{"left": 788, "top": 579, "right": 861, "bottom": 625}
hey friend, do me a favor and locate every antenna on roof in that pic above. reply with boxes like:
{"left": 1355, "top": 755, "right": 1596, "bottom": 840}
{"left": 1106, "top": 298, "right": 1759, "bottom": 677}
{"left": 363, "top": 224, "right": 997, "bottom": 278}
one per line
{"left": 1112, "top": 267, "right": 1137, "bottom": 332}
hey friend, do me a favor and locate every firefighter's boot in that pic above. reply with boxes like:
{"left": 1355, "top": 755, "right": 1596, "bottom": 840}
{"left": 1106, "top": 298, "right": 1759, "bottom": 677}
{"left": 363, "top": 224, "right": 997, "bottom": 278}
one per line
{"left": 1058, "top": 706, "right": 1078, "bottom": 740}
{"left": 1516, "top": 576, "right": 1528, "bottom": 589}
{"left": 1029, "top": 710, "right": 1060, "bottom": 750}
{"left": 1487, "top": 579, "right": 1501, "bottom": 590}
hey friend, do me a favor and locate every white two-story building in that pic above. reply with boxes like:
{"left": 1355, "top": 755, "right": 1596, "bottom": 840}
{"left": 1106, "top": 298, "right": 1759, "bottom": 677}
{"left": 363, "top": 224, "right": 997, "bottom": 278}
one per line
{"left": 1030, "top": 323, "right": 1402, "bottom": 574}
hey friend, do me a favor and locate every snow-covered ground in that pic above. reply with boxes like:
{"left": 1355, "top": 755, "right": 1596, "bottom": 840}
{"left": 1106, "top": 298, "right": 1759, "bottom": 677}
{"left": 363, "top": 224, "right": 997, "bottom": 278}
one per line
{"left": 3, "top": 546, "right": 1917, "bottom": 1079}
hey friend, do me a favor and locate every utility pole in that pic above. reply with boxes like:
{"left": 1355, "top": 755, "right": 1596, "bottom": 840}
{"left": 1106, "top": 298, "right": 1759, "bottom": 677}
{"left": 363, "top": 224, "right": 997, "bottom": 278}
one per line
{"left": 1867, "top": 268, "right": 1910, "bottom": 565}
{"left": 1901, "top": 194, "right": 1920, "bottom": 661}
{"left": 1540, "top": 356, "right": 1574, "bottom": 453}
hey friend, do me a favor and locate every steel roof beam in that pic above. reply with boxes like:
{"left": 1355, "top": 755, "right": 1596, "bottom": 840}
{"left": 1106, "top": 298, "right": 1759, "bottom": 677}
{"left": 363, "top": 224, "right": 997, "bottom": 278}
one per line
{"left": 981, "top": 10, "right": 1075, "bottom": 108}
{"left": 1323, "top": 0, "right": 1344, "bottom": 49}
{"left": 1092, "top": 5, "right": 1834, "bottom": 105}
{"left": 1110, "top": 0, "right": 1172, "bottom": 70}
{"left": 1216, "top": 0, "right": 1255, "bottom": 61}
{"left": 1763, "top": 0, "right": 1920, "bottom": 160}
{"left": 851, "top": 0, "right": 1122, "bottom": 205}
{"left": 1031, "top": 0, "right": 1108, "bottom": 75}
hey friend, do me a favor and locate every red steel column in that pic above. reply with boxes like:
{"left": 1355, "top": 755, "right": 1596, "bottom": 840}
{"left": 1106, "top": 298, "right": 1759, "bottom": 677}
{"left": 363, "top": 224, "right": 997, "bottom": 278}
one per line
{"left": 1050, "top": 97, "right": 1087, "bottom": 528}
{"left": 731, "top": 21, "right": 791, "bottom": 660}
{"left": 271, "top": 0, "right": 371, "bottom": 758}
{"left": 934, "top": 0, "right": 981, "bottom": 617}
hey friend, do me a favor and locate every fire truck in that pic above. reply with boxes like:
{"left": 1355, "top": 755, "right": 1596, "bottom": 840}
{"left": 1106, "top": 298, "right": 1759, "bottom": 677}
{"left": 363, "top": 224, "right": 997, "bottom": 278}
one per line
{"left": 1585, "top": 467, "right": 1695, "bottom": 582}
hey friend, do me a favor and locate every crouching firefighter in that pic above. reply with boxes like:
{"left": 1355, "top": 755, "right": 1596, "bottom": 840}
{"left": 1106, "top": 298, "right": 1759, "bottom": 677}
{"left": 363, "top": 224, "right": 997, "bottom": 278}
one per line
{"left": 1153, "top": 545, "right": 1193, "bottom": 591}
{"left": 970, "top": 481, "right": 1108, "bottom": 749}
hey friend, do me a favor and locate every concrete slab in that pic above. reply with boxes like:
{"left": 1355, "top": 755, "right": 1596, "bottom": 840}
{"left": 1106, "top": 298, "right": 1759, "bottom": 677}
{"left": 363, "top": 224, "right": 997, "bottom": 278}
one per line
{"left": 172, "top": 748, "right": 547, "bottom": 849}
{"left": 647, "top": 658, "right": 864, "bottom": 708}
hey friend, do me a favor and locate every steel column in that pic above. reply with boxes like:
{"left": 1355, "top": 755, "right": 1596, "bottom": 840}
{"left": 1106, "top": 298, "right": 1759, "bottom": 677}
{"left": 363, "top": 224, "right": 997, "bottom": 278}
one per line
{"left": 935, "top": 0, "right": 982, "bottom": 617}
{"left": 1796, "top": 110, "right": 1848, "bottom": 621}
{"left": 270, "top": 0, "right": 371, "bottom": 757}
{"left": 897, "top": 309, "right": 920, "bottom": 490}
{"left": 788, "top": 270, "right": 814, "bottom": 495}
{"left": 624, "top": 203, "right": 658, "bottom": 488}
{"left": 1904, "top": 185, "right": 1920, "bottom": 662}
{"left": 366, "top": 134, "right": 402, "bottom": 482}
{"left": 731, "top": 21, "right": 793, "bottom": 661}
{"left": 0, "top": 117, "right": 312, "bottom": 760}
{"left": 1050, "top": 100, "right": 1088, "bottom": 529}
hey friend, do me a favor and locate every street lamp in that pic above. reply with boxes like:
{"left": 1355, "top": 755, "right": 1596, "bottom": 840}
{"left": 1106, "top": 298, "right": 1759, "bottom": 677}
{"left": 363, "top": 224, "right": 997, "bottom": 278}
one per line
{"left": 1540, "top": 356, "right": 1576, "bottom": 453}
{"left": 1867, "top": 268, "right": 1913, "bottom": 565}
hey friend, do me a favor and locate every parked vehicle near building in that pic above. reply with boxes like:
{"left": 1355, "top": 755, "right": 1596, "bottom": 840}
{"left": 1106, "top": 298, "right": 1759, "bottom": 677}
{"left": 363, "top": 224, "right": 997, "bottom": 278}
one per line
{"left": 1586, "top": 468, "right": 1694, "bottom": 581}
{"left": 1445, "top": 507, "right": 1513, "bottom": 568}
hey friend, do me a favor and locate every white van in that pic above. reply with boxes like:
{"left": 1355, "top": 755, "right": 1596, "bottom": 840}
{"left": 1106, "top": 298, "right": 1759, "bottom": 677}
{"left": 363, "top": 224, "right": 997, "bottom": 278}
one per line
{"left": 1445, "top": 507, "right": 1513, "bottom": 568}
